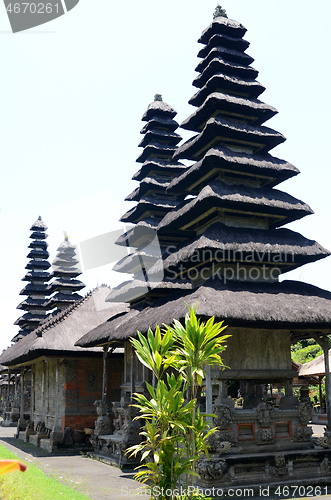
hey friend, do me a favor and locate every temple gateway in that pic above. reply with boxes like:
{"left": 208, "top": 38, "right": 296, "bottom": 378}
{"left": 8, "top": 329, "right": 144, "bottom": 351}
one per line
{"left": 76, "top": 7, "right": 331, "bottom": 488}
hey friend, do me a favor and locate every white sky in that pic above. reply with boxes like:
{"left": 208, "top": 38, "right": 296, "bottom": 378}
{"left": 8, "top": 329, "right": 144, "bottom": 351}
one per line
{"left": 0, "top": 1, "right": 330, "bottom": 353}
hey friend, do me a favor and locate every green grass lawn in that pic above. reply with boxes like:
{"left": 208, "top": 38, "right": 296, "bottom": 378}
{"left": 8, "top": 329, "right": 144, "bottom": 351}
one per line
{"left": 0, "top": 444, "right": 92, "bottom": 500}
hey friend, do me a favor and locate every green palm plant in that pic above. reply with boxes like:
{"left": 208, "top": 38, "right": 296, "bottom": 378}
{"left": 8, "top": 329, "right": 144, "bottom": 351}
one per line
{"left": 126, "top": 305, "right": 229, "bottom": 500}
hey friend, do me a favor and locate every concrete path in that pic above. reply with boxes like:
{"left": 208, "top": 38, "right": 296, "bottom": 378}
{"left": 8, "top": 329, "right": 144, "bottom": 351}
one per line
{"left": 0, "top": 424, "right": 329, "bottom": 500}
{"left": 0, "top": 426, "right": 148, "bottom": 500}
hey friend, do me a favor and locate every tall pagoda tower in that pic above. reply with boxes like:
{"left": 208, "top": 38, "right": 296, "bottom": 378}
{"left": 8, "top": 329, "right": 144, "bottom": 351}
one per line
{"left": 106, "top": 95, "right": 190, "bottom": 306}
{"left": 120, "top": 7, "right": 331, "bottom": 484}
{"left": 14, "top": 216, "right": 53, "bottom": 343}
{"left": 47, "top": 235, "right": 85, "bottom": 312}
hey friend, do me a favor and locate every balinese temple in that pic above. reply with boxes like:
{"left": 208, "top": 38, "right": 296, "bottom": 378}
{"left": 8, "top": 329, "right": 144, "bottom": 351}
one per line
{"left": 106, "top": 95, "right": 190, "bottom": 306}
{"left": 13, "top": 217, "right": 53, "bottom": 343}
{"left": 77, "top": 7, "right": 331, "bottom": 485}
{"left": 47, "top": 235, "right": 85, "bottom": 312}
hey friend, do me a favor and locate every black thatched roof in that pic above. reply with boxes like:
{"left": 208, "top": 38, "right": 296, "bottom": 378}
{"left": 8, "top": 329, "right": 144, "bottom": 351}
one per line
{"left": 30, "top": 216, "right": 48, "bottom": 232}
{"left": 140, "top": 116, "right": 179, "bottom": 134}
{"left": 181, "top": 93, "right": 277, "bottom": 132}
{"left": 193, "top": 59, "right": 258, "bottom": 89}
{"left": 30, "top": 231, "right": 47, "bottom": 240}
{"left": 80, "top": 279, "right": 331, "bottom": 345}
{"left": 125, "top": 177, "right": 170, "bottom": 202}
{"left": 190, "top": 74, "right": 265, "bottom": 107}
{"left": 120, "top": 196, "right": 179, "bottom": 224}
{"left": 113, "top": 249, "right": 160, "bottom": 275}
{"left": 167, "top": 147, "right": 299, "bottom": 195}
{"left": 198, "top": 16, "right": 247, "bottom": 43}
{"left": 141, "top": 101, "right": 177, "bottom": 121}
{"left": 136, "top": 142, "right": 179, "bottom": 163}
{"left": 173, "top": 117, "right": 285, "bottom": 161}
{"left": 27, "top": 249, "right": 49, "bottom": 260}
{"left": 158, "top": 181, "right": 313, "bottom": 233}
{"left": 150, "top": 222, "right": 330, "bottom": 276}
{"left": 115, "top": 220, "right": 158, "bottom": 248}
{"left": 75, "top": 308, "right": 141, "bottom": 349}
{"left": 132, "top": 159, "right": 187, "bottom": 182}
{"left": 0, "top": 287, "right": 128, "bottom": 366}
{"left": 196, "top": 45, "right": 254, "bottom": 69}
{"left": 105, "top": 277, "right": 191, "bottom": 305}
{"left": 197, "top": 33, "right": 250, "bottom": 56}
{"left": 138, "top": 129, "right": 181, "bottom": 148}
{"left": 22, "top": 271, "right": 51, "bottom": 282}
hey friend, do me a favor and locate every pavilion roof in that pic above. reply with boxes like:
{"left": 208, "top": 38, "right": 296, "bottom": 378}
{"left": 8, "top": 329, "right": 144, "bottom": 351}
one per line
{"left": 150, "top": 223, "right": 330, "bottom": 277}
{"left": 298, "top": 352, "right": 331, "bottom": 377}
{"left": 167, "top": 147, "right": 299, "bottom": 195}
{"left": 158, "top": 181, "right": 313, "bottom": 233}
{"left": 181, "top": 92, "right": 277, "bottom": 132}
{"left": 1, "top": 287, "right": 128, "bottom": 366}
{"left": 76, "top": 279, "right": 331, "bottom": 348}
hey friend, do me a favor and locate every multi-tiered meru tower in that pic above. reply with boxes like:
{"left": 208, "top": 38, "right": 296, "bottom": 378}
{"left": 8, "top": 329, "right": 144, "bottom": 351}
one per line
{"left": 106, "top": 95, "right": 190, "bottom": 307}
{"left": 102, "top": 8, "right": 331, "bottom": 488}
{"left": 14, "top": 217, "right": 53, "bottom": 342}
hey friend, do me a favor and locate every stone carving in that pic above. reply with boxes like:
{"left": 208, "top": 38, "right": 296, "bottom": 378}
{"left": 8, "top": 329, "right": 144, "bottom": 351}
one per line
{"left": 270, "top": 455, "right": 288, "bottom": 477}
{"left": 197, "top": 458, "right": 229, "bottom": 481}
{"left": 256, "top": 428, "right": 275, "bottom": 445}
{"left": 321, "top": 457, "right": 331, "bottom": 472}
{"left": 292, "top": 426, "right": 313, "bottom": 442}
{"left": 298, "top": 402, "right": 313, "bottom": 425}
{"left": 207, "top": 430, "right": 220, "bottom": 453}
{"left": 213, "top": 404, "right": 235, "bottom": 429}
{"left": 94, "top": 400, "right": 111, "bottom": 435}
{"left": 219, "top": 441, "right": 231, "bottom": 454}
{"left": 317, "top": 436, "right": 330, "bottom": 448}
{"left": 256, "top": 403, "right": 275, "bottom": 426}
{"left": 219, "top": 430, "right": 238, "bottom": 446}
{"left": 120, "top": 403, "right": 141, "bottom": 450}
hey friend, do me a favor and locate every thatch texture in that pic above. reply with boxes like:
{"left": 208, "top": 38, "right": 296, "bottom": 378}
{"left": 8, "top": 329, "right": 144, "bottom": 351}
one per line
{"left": 85, "top": 279, "right": 331, "bottom": 343}
{"left": 167, "top": 147, "right": 299, "bottom": 195}
{"left": 193, "top": 59, "right": 258, "bottom": 89}
{"left": 198, "top": 16, "right": 247, "bottom": 43}
{"left": 195, "top": 45, "right": 254, "bottom": 70}
{"left": 190, "top": 74, "right": 265, "bottom": 106}
{"left": 197, "top": 33, "right": 250, "bottom": 56}
{"left": 0, "top": 287, "right": 128, "bottom": 366}
{"left": 158, "top": 181, "right": 313, "bottom": 233}
{"left": 132, "top": 159, "right": 187, "bottom": 182}
{"left": 150, "top": 223, "right": 330, "bottom": 275}
{"left": 141, "top": 101, "right": 177, "bottom": 121}
{"left": 120, "top": 196, "right": 179, "bottom": 224}
{"left": 173, "top": 117, "right": 285, "bottom": 161}
{"left": 125, "top": 177, "right": 170, "bottom": 202}
{"left": 115, "top": 220, "right": 157, "bottom": 248}
{"left": 298, "top": 352, "right": 330, "bottom": 377}
{"left": 138, "top": 129, "right": 181, "bottom": 148}
{"left": 181, "top": 93, "right": 277, "bottom": 132}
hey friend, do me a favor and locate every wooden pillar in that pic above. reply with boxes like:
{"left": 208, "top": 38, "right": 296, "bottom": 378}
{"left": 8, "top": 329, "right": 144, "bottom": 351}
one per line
{"left": 20, "top": 369, "right": 25, "bottom": 420}
{"left": 41, "top": 362, "right": 45, "bottom": 421}
{"left": 130, "top": 344, "right": 135, "bottom": 399}
{"left": 285, "top": 379, "right": 293, "bottom": 397}
{"left": 323, "top": 343, "right": 331, "bottom": 431}
{"left": 30, "top": 366, "right": 35, "bottom": 421}
{"left": 205, "top": 365, "right": 212, "bottom": 422}
{"left": 7, "top": 370, "right": 10, "bottom": 399}
{"left": 319, "top": 376, "right": 323, "bottom": 412}
{"left": 54, "top": 360, "right": 61, "bottom": 430}
{"left": 102, "top": 346, "right": 109, "bottom": 403}
{"left": 313, "top": 334, "right": 331, "bottom": 432}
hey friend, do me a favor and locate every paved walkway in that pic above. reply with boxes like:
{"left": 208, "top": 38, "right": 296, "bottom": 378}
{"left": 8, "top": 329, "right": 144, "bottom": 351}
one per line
{"left": 0, "top": 426, "right": 148, "bottom": 500}
{"left": 0, "top": 425, "right": 329, "bottom": 500}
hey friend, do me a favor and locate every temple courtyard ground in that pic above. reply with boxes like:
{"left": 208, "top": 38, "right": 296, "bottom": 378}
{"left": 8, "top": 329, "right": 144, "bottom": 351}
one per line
{"left": 0, "top": 425, "right": 329, "bottom": 500}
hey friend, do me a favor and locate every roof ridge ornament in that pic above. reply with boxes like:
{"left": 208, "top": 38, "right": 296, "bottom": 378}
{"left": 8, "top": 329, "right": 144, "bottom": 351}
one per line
{"left": 213, "top": 4, "right": 228, "bottom": 19}
{"left": 154, "top": 94, "right": 163, "bottom": 102}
